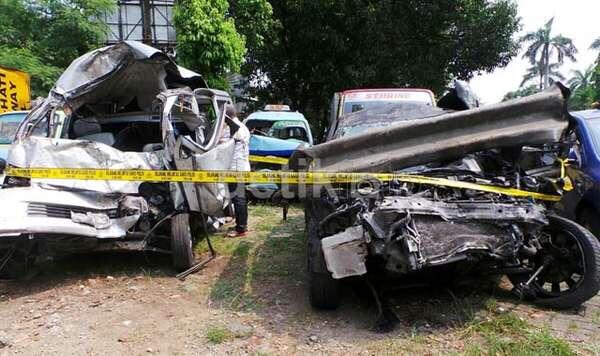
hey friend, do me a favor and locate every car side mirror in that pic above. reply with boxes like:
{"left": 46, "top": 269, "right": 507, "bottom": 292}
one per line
{"left": 0, "top": 158, "right": 6, "bottom": 173}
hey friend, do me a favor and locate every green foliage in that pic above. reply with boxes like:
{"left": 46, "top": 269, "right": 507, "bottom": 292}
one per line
{"left": 230, "top": 0, "right": 273, "bottom": 53}
{"left": 503, "top": 85, "right": 540, "bottom": 101}
{"left": 0, "top": 0, "right": 115, "bottom": 97}
{"left": 0, "top": 47, "right": 62, "bottom": 98}
{"left": 174, "top": 0, "right": 246, "bottom": 89}
{"left": 205, "top": 325, "right": 231, "bottom": 344}
{"left": 465, "top": 313, "right": 574, "bottom": 356}
{"left": 252, "top": 0, "right": 521, "bottom": 135}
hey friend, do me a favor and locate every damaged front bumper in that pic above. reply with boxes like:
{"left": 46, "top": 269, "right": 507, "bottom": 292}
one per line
{"left": 0, "top": 186, "right": 142, "bottom": 240}
{"left": 321, "top": 196, "right": 547, "bottom": 279}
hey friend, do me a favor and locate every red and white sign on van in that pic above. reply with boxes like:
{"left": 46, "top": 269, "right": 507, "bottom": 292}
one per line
{"left": 344, "top": 89, "right": 435, "bottom": 105}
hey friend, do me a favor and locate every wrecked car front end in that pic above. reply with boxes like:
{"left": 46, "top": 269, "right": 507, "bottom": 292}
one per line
{"left": 0, "top": 42, "right": 236, "bottom": 277}
{"left": 296, "top": 84, "right": 600, "bottom": 315}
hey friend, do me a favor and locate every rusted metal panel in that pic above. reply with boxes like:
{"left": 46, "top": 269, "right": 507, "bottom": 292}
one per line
{"left": 291, "top": 84, "right": 571, "bottom": 173}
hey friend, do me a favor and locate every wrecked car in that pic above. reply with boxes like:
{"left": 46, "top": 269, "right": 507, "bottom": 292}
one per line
{"left": 291, "top": 84, "right": 600, "bottom": 315}
{"left": 0, "top": 41, "right": 238, "bottom": 277}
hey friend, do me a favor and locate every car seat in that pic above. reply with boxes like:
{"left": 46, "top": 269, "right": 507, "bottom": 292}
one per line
{"left": 72, "top": 118, "right": 115, "bottom": 146}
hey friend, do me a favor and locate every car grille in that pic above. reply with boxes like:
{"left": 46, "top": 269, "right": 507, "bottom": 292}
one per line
{"left": 27, "top": 203, "right": 119, "bottom": 219}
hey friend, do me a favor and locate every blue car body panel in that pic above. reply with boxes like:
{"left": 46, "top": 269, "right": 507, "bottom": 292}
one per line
{"left": 556, "top": 110, "right": 600, "bottom": 221}
{"left": 249, "top": 135, "right": 303, "bottom": 157}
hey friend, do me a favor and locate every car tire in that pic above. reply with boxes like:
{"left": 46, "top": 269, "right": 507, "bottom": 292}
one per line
{"left": 511, "top": 215, "right": 600, "bottom": 309}
{"left": 306, "top": 203, "right": 340, "bottom": 310}
{"left": 578, "top": 207, "right": 600, "bottom": 239}
{"left": 171, "top": 213, "right": 195, "bottom": 272}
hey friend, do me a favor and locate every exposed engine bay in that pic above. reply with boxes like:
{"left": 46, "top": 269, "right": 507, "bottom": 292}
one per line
{"left": 315, "top": 153, "right": 554, "bottom": 279}
{"left": 299, "top": 85, "right": 600, "bottom": 315}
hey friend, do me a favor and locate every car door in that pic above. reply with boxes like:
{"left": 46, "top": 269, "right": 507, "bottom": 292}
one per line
{"left": 159, "top": 89, "right": 235, "bottom": 216}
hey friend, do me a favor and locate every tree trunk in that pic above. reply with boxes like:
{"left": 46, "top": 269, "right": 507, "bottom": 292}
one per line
{"left": 543, "top": 45, "right": 550, "bottom": 89}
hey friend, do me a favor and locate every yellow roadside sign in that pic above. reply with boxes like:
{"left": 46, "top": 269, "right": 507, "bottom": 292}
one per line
{"left": 0, "top": 66, "right": 31, "bottom": 114}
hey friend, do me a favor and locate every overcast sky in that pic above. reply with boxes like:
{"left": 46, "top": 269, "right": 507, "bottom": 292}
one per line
{"left": 469, "top": 0, "right": 600, "bottom": 104}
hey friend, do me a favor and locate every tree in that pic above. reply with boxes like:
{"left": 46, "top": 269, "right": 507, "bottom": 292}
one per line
{"left": 520, "top": 63, "right": 564, "bottom": 90}
{"left": 567, "top": 66, "right": 595, "bottom": 91}
{"left": 503, "top": 85, "right": 540, "bottom": 101}
{"left": 521, "top": 18, "right": 577, "bottom": 90}
{"left": 0, "top": 0, "right": 114, "bottom": 97}
{"left": 173, "top": 0, "right": 246, "bottom": 89}
{"left": 252, "top": 0, "right": 521, "bottom": 135}
{"left": 591, "top": 38, "right": 600, "bottom": 101}
{"left": 565, "top": 65, "right": 597, "bottom": 110}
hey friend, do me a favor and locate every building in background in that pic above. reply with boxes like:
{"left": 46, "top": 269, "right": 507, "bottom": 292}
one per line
{"left": 101, "top": 0, "right": 176, "bottom": 54}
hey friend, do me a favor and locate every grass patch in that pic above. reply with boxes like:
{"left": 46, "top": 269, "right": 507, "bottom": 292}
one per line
{"left": 206, "top": 205, "right": 306, "bottom": 310}
{"left": 591, "top": 310, "right": 600, "bottom": 325}
{"left": 205, "top": 325, "right": 231, "bottom": 344}
{"left": 465, "top": 313, "right": 574, "bottom": 356}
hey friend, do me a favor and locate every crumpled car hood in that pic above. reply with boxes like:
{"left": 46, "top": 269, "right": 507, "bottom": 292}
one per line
{"left": 8, "top": 136, "right": 163, "bottom": 194}
{"left": 291, "top": 84, "right": 571, "bottom": 173}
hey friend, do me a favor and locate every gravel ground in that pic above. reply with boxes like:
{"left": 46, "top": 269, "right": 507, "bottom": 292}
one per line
{"left": 0, "top": 205, "right": 598, "bottom": 355}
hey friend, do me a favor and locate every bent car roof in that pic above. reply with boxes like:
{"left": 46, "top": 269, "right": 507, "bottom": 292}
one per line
{"left": 570, "top": 109, "right": 600, "bottom": 122}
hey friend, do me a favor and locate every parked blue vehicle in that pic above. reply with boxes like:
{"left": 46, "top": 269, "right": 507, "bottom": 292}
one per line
{"left": 243, "top": 106, "right": 313, "bottom": 200}
{"left": 556, "top": 109, "right": 600, "bottom": 238}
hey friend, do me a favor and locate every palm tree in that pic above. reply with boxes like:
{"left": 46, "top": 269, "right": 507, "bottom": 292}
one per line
{"left": 567, "top": 65, "right": 595, "bottom": 91}
{"left": 521, "top": 18, "right": 578, "bottom": 89}
{"left": 520, "top": 63, "right": 565, "bottom": 90}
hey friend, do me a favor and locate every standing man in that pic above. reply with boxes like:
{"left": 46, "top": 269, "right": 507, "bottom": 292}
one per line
{"left": 226, "top": 104, "right": 250, "bottom": 237}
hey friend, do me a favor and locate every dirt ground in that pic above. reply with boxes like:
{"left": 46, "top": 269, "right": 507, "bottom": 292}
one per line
{"left": 1, "top": 205, "right": 599, "bottom": 355}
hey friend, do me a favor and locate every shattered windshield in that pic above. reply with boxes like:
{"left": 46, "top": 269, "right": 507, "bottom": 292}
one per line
{"left": 333, "top": 102, "right": 447, "bottom": 140}
{"left": 0, "top": 112, "right": 27, "bottom": 143}
{"left": 333, "top": 121, "right": 393, "bottom": 139}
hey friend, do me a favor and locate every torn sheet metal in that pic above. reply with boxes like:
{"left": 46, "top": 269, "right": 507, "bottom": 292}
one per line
{"left": 53, "top": 41, "right": 205, "bottom": 110}
{"left": 321, "top": 226, "right": 368, "bottom": 279}
{"left": 8, "top": 136, "right": 163, "bottom": 194}
{"left": 192, "top": 139, "right": 235, "bottom": 216}
{"left": 17, "top": 42, "right": 206, "bottom": 140}
{"left": 291, "top": 84, "right": 571, "bottom": 173}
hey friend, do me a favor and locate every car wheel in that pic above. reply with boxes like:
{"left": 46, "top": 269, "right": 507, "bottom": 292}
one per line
{"left": 171, "top": 213, "right": 195, "bottom": 272}
{"left": 511, "top": 215, "right": 600, "bottom": 309}
{"left": 578, "top": 207, "right": 600, "bottom": 239}
{"left": 306, "top": 203, "right": 340, "bottom": 310}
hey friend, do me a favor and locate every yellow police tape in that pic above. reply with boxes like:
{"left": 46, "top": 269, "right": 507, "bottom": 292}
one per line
{"left": 249, "top": 155, "right": 289, "bottom": 165}
{"left": 5, "top": 167, "right": 562, "bottom": 202}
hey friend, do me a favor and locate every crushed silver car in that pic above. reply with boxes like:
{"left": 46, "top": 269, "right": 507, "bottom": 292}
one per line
{"left": 0, "top": 42, "right": 239, "bottom": 277}
{"left": 292, "top": 84, "right": 600, "bottom": 325}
